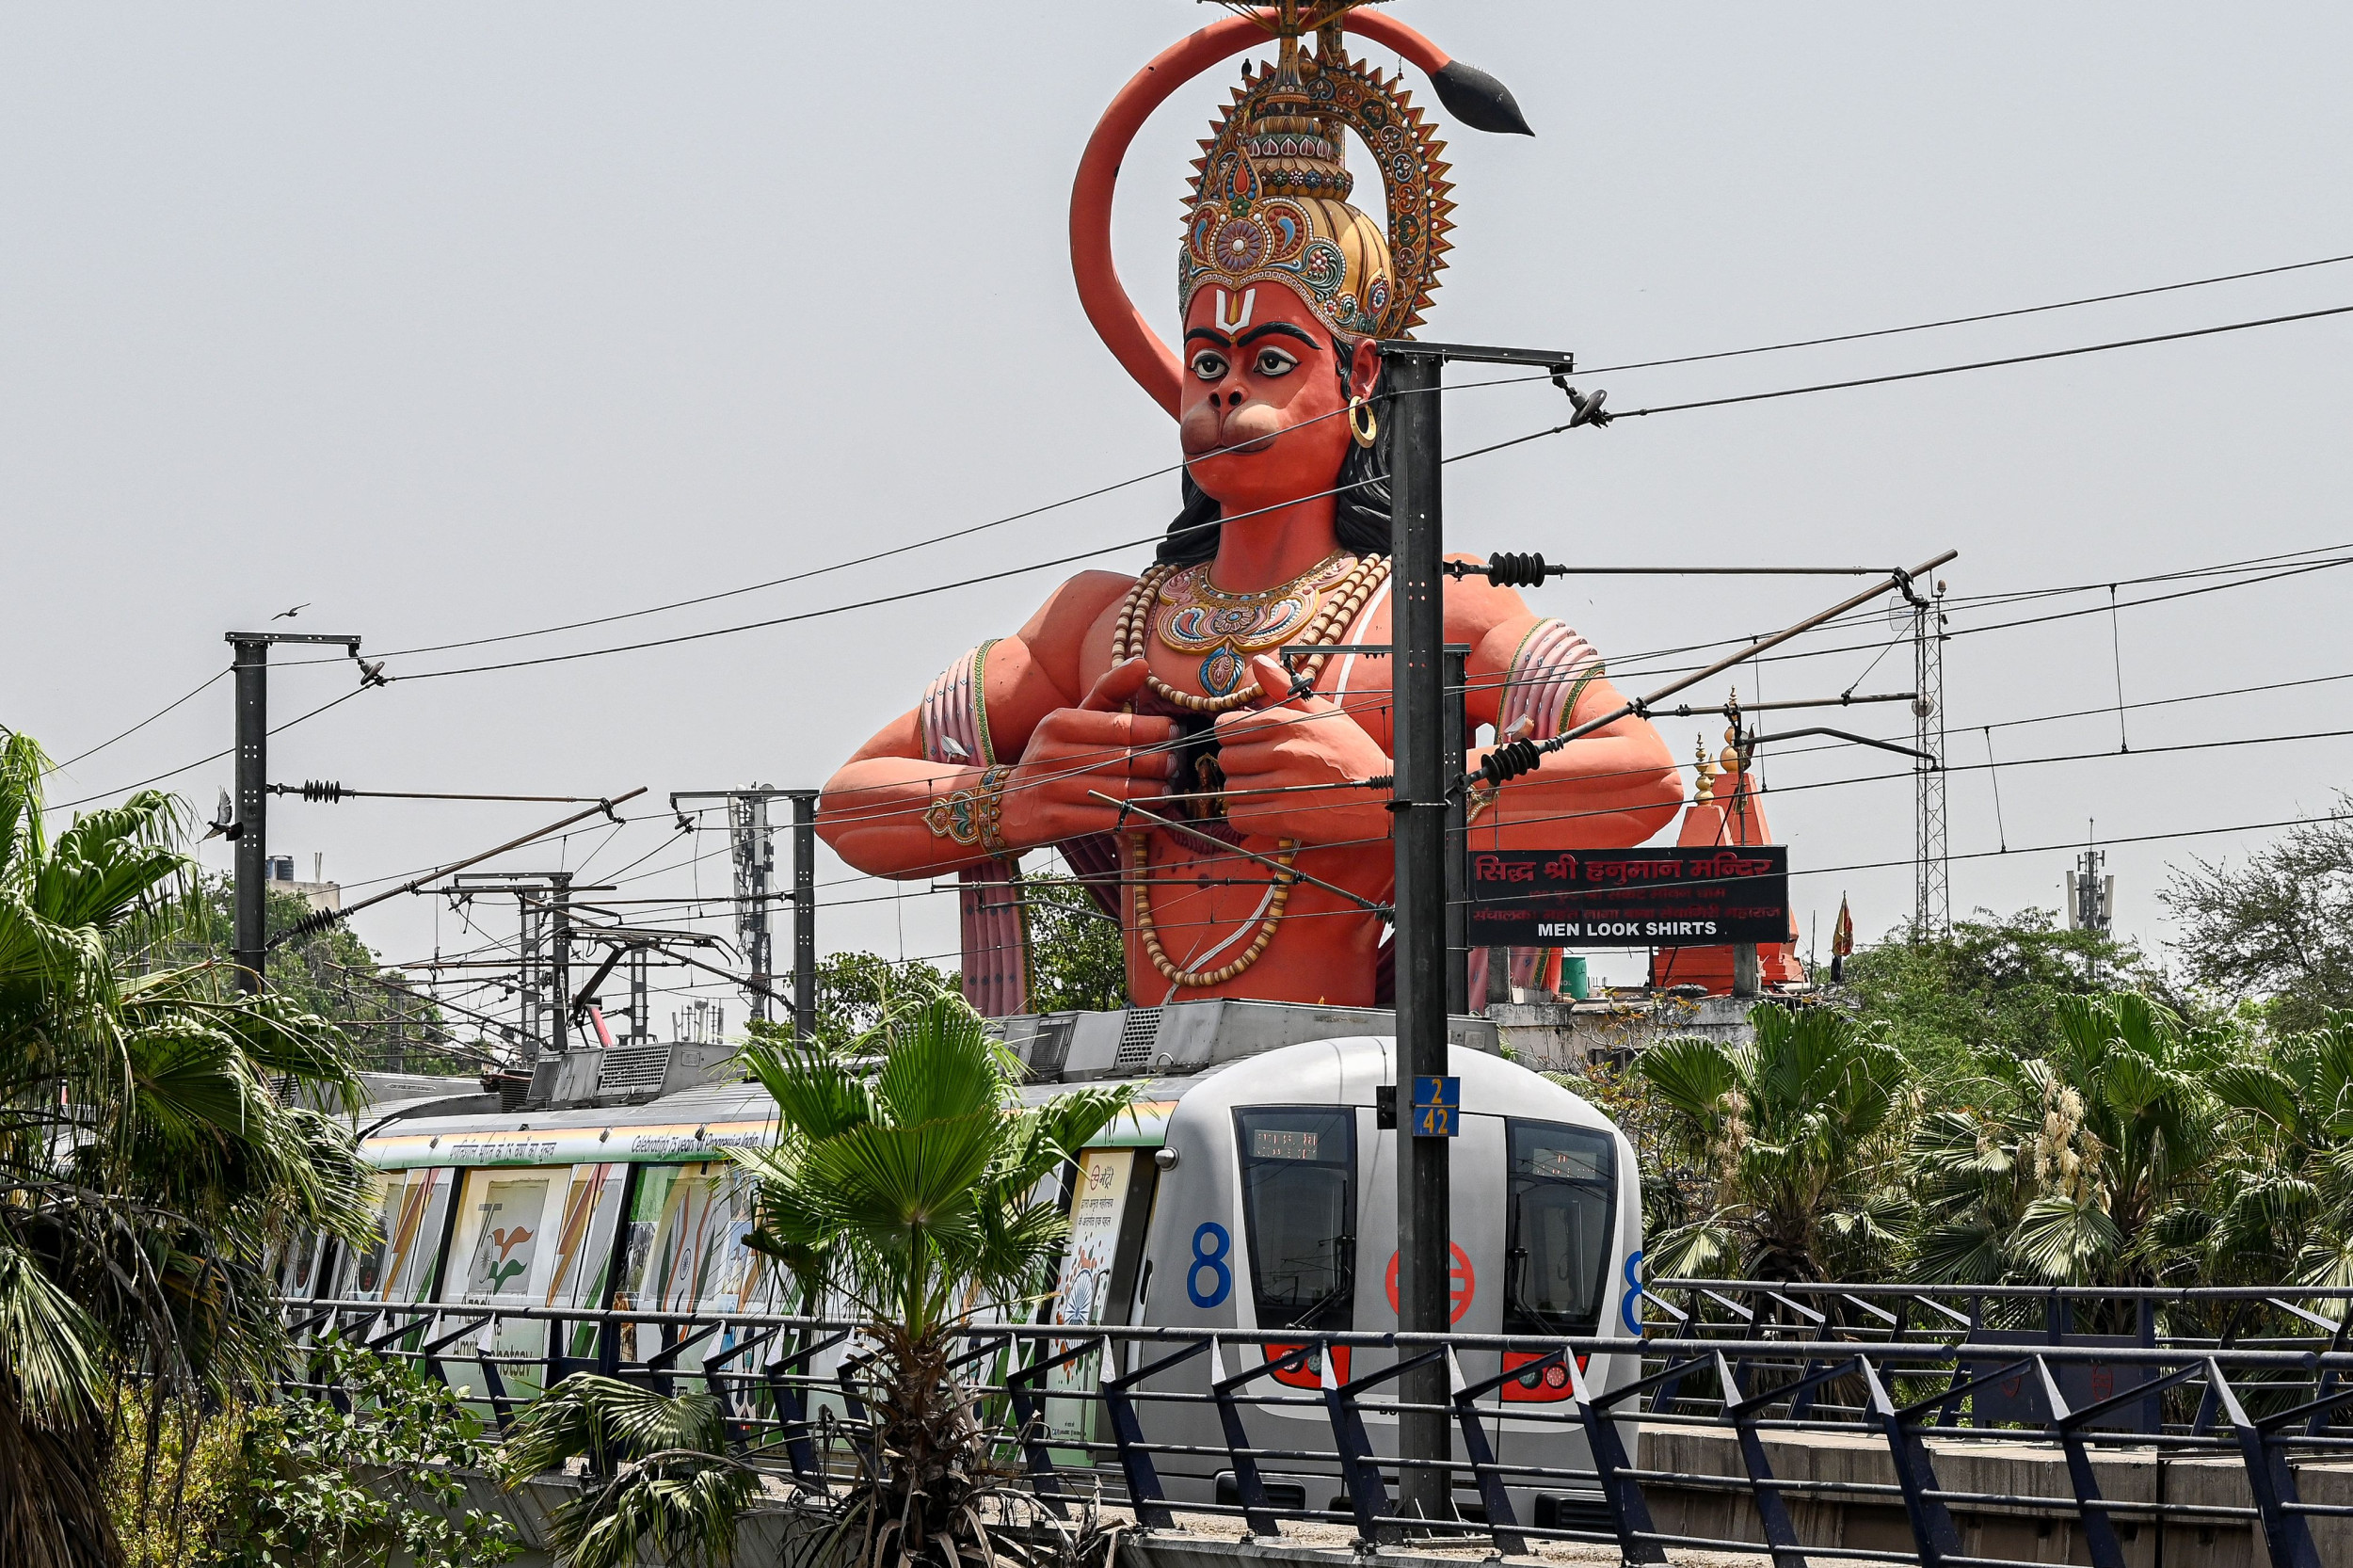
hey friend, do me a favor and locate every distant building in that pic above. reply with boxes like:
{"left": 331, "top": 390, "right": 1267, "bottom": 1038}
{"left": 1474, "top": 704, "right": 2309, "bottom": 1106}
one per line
{"left": 267, "top": 853, "right": 340, "bottom": 915}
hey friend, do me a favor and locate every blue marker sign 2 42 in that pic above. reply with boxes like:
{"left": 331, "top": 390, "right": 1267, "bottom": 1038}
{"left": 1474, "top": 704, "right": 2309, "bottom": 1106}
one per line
{"left": 1411, "top": 1076, "right": 1460, "bottom": 1138}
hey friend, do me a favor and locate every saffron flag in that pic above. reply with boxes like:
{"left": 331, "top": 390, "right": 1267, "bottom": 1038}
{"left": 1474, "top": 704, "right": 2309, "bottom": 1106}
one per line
{"left": 1831, "top": 894, "right": 1854, "bottom": 983}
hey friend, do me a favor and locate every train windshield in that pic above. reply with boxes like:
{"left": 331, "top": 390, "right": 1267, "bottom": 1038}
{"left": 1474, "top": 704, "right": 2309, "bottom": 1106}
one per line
{"left": 1235, "top": 1108, "right": 1355, "bottom": 1330}
{"left": 1503, "top": 1120, "right": 1617, "bottom": 1337}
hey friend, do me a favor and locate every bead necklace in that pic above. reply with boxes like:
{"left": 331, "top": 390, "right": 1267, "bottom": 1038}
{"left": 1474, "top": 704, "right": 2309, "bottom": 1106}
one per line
{"left": 1111, "top": 552, "right": 1390, "bottom": 715}
{"left": 1110, "top": 552, "right": 1383, "bottom": 986}
{"left": 1128, "top": 831, "right": 1302, "bottom": 988}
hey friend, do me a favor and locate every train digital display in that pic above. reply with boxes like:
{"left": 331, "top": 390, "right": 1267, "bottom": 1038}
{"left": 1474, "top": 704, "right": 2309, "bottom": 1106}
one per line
{"left": 1250, "top": 1128, "right": 1321, "bottom": 1160}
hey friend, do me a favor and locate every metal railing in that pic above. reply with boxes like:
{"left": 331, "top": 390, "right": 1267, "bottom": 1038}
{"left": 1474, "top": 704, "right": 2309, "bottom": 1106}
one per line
{"left": 278, "top": 1283, "right": 2353, "bottom": 1568}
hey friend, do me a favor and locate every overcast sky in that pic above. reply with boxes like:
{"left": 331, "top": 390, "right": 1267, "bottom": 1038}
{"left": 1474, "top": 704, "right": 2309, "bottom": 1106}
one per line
{"left": 8, "top": 3, "right": 2350, "bottom": 1032}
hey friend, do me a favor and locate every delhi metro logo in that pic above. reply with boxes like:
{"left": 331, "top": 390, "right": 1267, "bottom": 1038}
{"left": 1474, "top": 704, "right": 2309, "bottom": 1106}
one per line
{"left": 1384, "top": 1244, "right": 1475, "bottom": 1325}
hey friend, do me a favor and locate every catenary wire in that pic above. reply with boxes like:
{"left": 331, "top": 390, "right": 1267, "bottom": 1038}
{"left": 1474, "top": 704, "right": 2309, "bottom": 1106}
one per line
{"left": 1575, "top": 248, "right": 2353, "bottom": 376}
{"left": 40, "top": 667, "right": 230, "bottom": 776}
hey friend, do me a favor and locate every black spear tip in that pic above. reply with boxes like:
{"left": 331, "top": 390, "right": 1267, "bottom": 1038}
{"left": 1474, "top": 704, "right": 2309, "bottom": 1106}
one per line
{"left": 1433, "top": 58, "right": 1534, "bottom": 136}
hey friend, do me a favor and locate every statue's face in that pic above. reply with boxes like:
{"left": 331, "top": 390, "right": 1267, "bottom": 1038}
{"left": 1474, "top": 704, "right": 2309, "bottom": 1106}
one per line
{"left": 1179, "top": 282, "right": 1380, "bottom": 515}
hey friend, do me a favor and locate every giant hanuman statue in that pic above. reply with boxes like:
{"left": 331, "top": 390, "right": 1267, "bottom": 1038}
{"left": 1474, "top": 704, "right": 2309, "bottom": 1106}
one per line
{"left": 822, "top": 4, "right": 1683, "bottom": 1013}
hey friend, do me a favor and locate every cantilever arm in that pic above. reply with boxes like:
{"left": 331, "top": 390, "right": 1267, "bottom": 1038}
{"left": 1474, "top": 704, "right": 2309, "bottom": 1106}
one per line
{"left": 1750, "top": 727, "right": 1937, "bottom": 764}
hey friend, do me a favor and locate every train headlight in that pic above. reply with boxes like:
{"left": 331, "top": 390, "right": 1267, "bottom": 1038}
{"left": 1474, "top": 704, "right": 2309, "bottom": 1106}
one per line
{"left": 1154, "top": 1146, "right": 1179, "bottom": 1171}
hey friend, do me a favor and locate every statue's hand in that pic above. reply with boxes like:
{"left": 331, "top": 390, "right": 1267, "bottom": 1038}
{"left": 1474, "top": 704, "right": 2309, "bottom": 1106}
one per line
{"left": 1212, "top": 655, "right": 1395, "bottom": 845}
{"left": 1000, "top": 659, "right": 1175, "bottom": 847}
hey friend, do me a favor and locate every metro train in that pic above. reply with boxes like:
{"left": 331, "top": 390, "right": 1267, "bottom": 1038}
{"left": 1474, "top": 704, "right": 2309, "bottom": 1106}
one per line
{"left": 295, "top": 1008, "right": 1644, "bottom": 1521}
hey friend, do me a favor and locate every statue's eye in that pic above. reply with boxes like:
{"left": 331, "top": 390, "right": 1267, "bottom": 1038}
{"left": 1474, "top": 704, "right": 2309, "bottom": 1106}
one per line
{"left": 1255, "top": 347, "right": 1299, "bottom": 376}
{"left": 1191, "top": 350, "right": 1229, "bottom": 381}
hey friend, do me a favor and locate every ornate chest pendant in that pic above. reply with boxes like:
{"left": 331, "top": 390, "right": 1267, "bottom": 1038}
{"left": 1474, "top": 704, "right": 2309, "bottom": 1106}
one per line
{"left": 1155, "top": 554, "right": 1351, "bottom": 696}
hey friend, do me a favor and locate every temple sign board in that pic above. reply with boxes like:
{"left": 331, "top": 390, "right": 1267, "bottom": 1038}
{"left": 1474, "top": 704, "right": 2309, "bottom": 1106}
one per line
{"left": 1465, "top": 848, "right": 1792, "bottom": 949}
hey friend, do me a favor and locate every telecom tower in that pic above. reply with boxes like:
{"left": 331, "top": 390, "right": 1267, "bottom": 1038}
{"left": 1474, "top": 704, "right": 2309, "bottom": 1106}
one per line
{"left": 2066, "top": 847, "right": 2114, "bottom": 934}
{"left": 729, "top": 791, "right": 776, "bottom": 1023}
{"left": 1913, "top": 581, "right": 1950, "bottom": 937}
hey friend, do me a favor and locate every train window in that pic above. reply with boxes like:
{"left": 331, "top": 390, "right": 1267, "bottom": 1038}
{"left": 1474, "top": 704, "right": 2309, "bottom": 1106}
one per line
{"left": 341, "top": 1167, "right": 454, "bottom": 1304}
{"left": 277, "top": 1229, "right": 323, "bottom": 1299}
{"left": 1234, "top": 1108, "right": 1355, "bottom": 1330}
{"left": 1503, "top": 1121, "right": 1617, "bottom": 1337}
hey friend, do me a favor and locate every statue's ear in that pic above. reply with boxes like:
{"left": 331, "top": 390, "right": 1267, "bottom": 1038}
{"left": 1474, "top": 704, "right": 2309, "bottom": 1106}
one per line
{"left": 1348, "top": 336, "right": 1381, "bottom": 401}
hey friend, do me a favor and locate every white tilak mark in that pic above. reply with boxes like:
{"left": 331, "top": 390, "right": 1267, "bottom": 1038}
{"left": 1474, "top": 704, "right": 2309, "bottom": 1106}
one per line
{"left": 1214, "top": 287, "right": 1257, "bottom": 333}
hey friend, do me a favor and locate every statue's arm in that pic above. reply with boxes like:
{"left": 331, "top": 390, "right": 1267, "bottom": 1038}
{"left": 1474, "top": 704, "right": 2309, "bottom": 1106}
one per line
{"left": 1449, "top": 579, "right": 1686, "bottom": 849}
{"left": 818, "top": 572, "right": 1168, "bottom": 877}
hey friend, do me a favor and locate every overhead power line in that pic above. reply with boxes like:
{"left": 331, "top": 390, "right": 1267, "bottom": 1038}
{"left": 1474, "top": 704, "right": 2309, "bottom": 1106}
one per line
{"left": 1577, "top": 248, "right": 2353, "bottom": 376}
{"left": 40, "top": 667, "right": 230, "bottom": 776}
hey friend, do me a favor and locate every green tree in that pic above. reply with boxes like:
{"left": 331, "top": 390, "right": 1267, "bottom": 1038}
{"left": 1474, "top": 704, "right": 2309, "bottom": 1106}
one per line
{"left": 0, "top": 730, "right": 374, "bottom": 1567}
{"left": 801, "top": 951, "right": 957, "bottom": 1053}
{"left": 1021, "top": 877, "right": 1126, "bottom": 1013}
{"left": 228, "top": 1337, "right": 517, "bottom": 1568}
{"left": 496, "top": 1374, "right": 752, "bottom": 1568}
{"left": 2196, "top": 1015, "right": 2353, "bottom": 1289}
{"left": 2162, "top": 799, "right": 2353, "bottom": 1032}
{"left": 1908, "top": 993, "right": 2228, "bottom": 1287}
{"left": 1635, "top": 1003, "right": 1913, "bottom": 1283}
{"left": 1840, "top": 906, "right": 2165, "bottom": 1083}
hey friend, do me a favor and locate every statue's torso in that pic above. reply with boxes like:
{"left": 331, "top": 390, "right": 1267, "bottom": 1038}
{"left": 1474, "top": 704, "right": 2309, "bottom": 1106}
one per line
{"left": 1067, "top": 557, "right": 1404, "bottom": 1007}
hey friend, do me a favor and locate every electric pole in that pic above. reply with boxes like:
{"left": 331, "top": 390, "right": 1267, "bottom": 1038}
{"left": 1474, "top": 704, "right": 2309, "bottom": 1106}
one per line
{"left": 669, "top": 787, "right": 820, "bottom": 1040}
{"left": 791, "top": 790, "right": 817, "bottom": 1044}
{"left": 1383, "top": 341, "right": 1452, "bottom": 1523}
{"left": 225, "top": 631, "right": 362, "bottom": 994}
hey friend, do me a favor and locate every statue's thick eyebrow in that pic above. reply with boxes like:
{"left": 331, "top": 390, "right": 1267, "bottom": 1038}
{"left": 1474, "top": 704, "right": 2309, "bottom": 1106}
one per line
{"left": 1237, "top": 323, "right": 1324, "bottom": 350}
{"left": 1184, "top": 327, "right": 1234, "bottom": 347}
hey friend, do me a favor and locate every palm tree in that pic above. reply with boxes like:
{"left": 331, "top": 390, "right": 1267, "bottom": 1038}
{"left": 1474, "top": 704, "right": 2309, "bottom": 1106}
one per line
{"left": 1909, "top": 992, "right": 2225, "bottom": 1287}
{"left": 1635, "top": 1003, "right": 1913, "bottom": 1284}
{"left": 0, "top": 729, "right": 371, "bottom": 1567}
{"left": 2197, "top": 1015, "right": 2353, "bottom": 1290}
{"left": 497, "top": 1374, "right": 756, "bottom": 1568}
{"left": 735, "top": 994, "right": 1134, "bottom": 1568}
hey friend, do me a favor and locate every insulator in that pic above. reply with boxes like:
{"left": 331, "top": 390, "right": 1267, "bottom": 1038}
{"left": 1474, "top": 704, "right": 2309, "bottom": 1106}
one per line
{"left": 300, "top": 779, "right": 346, "bottom": 803}
{"left": 1480, "top": 737, "right": 1545, "bottom": 787}
{"left": 1482, "top": 552, "right": 1550, "bottom": 588}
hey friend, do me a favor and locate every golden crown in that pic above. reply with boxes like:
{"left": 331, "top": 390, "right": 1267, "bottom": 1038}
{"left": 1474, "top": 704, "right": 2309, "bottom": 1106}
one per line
{"left": 1177, "top": 21, "right": 1454, "bottom": 343}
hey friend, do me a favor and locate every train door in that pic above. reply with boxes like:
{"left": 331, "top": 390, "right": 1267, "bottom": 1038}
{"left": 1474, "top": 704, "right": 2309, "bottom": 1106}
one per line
{"left": 1346, "top": 1112, "right": 1508, "bottom": 1403}
{"left": 610, "top": 1160, "right": 775, "bottom": 1373}
{"left": 1043, "top": 1146, "right": 1157, "bottom": 1448}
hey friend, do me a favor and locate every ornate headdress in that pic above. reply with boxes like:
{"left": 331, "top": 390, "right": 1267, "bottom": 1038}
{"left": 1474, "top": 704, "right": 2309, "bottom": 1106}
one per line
{"left": 1072, "top": 3, "right": 1529, "bottom": 415}
{"left": 1177, "top": 17, "right": 1452, "bottom": 343}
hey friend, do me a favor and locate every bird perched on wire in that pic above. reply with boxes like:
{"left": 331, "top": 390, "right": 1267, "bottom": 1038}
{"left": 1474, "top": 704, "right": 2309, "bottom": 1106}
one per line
{"left": 271, "top": 603, "right": 311, "bottom": 620}
{"left": 203, "top": 788, "right": 241, "bottom": 840}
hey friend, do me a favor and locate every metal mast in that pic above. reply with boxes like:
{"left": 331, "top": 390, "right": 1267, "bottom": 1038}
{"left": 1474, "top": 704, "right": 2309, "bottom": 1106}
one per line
{"left": 1912, "top": 583, "right": 1949, "bottom": 937}
{"left": 224, "top": 630, "right": 361, "bottom": 993}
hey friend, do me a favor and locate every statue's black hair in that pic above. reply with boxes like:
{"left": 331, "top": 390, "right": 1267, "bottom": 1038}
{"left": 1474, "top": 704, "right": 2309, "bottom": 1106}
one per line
{"left": 1156, "top": 355, "right": 1393, "bottom": 567}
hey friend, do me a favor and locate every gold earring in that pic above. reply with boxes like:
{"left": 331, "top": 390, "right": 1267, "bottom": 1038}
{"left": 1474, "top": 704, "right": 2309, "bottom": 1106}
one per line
{"left": 1348, "top": 393, "right": 1378, "bottom": 449}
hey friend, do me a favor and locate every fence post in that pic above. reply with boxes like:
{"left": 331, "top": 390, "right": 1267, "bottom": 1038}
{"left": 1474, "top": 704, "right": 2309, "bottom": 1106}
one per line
{"left": 1444, "top": 1347, "right": 1528, "bottom": 1555}
{"left": 2208, "top": 1360, "right": 2324, "bottom": 1568}
{"left": 1716, "top": 1352, "right": 1812, "bottom": 1568}
{"left": 1860, "top": 1356, "right": 1962, "bottom": 1568}
{"left": 1575, "top": 1355, "right": 1669, "bottom": 1565}
{"left": 1103, "top": 1334, "right": 1215, "bottom": 1531}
